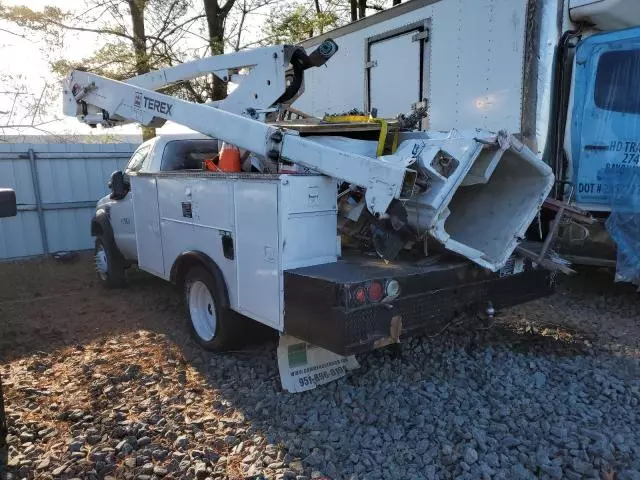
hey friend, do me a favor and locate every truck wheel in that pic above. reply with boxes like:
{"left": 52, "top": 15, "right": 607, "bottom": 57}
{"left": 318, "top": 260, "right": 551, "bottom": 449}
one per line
{"left": 184, "top": 266, "right": 238, "bottom": 351}
{"left": 94, "top": 237, "right": 126, "bottom": 288}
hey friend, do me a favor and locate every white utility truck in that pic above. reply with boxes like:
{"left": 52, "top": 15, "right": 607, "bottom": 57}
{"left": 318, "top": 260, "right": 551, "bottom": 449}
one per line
{"left": 64, "top": 40, "right": 556, "bottom": 389}
{"left": 296, "top": 0, "right": 640, "bottom": 270}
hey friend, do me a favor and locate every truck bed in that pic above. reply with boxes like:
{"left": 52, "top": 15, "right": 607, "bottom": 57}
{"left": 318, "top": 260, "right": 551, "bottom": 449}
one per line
{"left": 286, "top": 252, "right": 470, "bottom": 283}
{"left": 283, "top": 254, "right": 552, "bottom": 355}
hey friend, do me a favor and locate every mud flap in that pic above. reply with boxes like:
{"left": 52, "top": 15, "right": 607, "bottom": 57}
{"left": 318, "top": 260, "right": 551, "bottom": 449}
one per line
{"left": 277, "top": 335, "right": 359, "bottom": 393}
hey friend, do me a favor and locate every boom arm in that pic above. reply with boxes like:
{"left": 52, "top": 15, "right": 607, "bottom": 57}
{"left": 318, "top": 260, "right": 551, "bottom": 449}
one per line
{"left": 62, "top": 42, "right": 414, "bottom": 217}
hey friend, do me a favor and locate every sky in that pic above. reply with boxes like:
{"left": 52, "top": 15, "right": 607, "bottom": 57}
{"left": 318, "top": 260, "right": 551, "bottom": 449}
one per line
{"left": 0, "top": 0, "right": 264, "bottom": 139}
{"left": 0, "top": 0, "right": 109, "bottom": 136}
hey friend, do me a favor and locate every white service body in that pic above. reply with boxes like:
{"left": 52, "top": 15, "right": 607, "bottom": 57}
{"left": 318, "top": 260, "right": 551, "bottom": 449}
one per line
{"left": 134, "top": 172, "right": 338, "bottom": 330}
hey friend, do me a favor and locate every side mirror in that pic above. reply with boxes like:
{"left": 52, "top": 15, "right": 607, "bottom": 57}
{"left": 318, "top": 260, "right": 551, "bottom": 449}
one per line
{"left": 108, "top": 171, "right": 128, "bottom": 200}
{"left": 0, "top": 188, "right": 17, "bottom": 218}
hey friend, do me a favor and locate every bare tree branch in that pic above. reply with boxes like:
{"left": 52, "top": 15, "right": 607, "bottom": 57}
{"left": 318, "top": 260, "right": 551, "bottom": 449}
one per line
{"left": 0, "top": 26, "right": 34, "bottom": 41}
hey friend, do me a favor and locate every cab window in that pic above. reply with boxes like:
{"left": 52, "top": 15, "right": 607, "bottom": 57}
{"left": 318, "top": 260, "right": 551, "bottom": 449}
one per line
{"left": 160, "top": 139, "right": 219, "bottom": 171}
{"left": 595, "top": 49, "right": 640, "bottom": 114}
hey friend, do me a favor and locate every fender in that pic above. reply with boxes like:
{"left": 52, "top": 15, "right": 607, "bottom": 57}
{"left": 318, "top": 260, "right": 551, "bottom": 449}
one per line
{"left": 170, "top": 251, "right": 229, "bottom": 308}
{"left": 91, "top": 208, "right": 126, "bottom": 264}
{"left": 91, "top": 208, "right": 114, "bottom": 239}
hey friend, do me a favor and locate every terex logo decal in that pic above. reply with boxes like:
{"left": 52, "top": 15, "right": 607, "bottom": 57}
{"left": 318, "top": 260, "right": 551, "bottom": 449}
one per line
{"left": 134, "top": 92, "right": 142, "bottom": 108}
{"left": 143, "top": 96, "right": 173, "bottom": 115}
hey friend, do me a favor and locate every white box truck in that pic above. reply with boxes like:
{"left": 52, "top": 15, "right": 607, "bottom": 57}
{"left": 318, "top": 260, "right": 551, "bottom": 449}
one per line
{"left": 295, "top": 0, "right": 640, "bottom": 267}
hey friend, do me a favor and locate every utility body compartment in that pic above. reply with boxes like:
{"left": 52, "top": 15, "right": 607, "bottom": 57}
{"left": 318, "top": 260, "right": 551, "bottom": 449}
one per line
{"left": 131, "top": 172, "right": 339, "bottom": 331}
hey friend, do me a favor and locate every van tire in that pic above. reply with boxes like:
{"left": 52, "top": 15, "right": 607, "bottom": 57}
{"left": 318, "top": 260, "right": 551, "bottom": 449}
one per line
{"left": 184, "top": 266, "right": 240, "bottom": 351}
{"left": 94, "top": 236, "right": 126, "bottom": 288}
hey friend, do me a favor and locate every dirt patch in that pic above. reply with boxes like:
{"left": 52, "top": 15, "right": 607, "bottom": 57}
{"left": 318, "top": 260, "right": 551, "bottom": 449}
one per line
{"left": 0, "top": 254, "right": 188, "bottom": 364}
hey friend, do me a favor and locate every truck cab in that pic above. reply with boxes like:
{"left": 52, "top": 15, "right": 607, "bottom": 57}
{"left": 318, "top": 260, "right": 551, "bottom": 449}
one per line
{"left": 92, "top": 133, "right": 219, "bottom": 283}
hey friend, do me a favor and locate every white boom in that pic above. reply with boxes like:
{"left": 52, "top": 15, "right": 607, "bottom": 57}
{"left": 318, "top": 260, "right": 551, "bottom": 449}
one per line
{"left": 62, "top": 41, "right": 414, "bottom": 218}
{"left": 63, "top": 41, "right": 556, "bottom": 271}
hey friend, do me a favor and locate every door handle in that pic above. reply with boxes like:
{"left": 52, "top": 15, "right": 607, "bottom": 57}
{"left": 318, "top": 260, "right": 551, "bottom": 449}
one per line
{"left": 584, "top": 144, "right": 609, "bottom": 151}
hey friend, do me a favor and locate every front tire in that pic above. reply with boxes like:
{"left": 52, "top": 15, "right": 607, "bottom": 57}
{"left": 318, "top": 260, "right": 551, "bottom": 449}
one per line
{"left": 184, "top": 266, "right": 239, "bottom": 351}
{"left": 94, "top": 236, "right": 126, "bottom": 288}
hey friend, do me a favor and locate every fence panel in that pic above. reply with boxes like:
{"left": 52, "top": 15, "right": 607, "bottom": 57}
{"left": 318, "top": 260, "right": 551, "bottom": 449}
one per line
{"left": 0, "top": 143, "right": 138, "bottom": 260}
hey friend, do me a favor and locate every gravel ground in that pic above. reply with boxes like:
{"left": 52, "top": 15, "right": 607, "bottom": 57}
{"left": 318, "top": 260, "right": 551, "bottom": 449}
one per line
{"left": 1, "top": 254, "right": 639, "bottom": 480}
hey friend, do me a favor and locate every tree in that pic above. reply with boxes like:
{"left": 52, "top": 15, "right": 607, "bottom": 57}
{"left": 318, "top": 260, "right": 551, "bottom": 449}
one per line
{"left": 0, "top": 0, "right": 201, "bottom": 138}
{"left": 262, "top": 2, "right": 341, "bottom": 44}
{"left": 202, "top": 0, "right": 234, "bottom": 100}
{"left": 0, "top": 73, "right": 54, "bottom": 136}
{"left": 262, "top": 0, "right": 395, "bottom": 44}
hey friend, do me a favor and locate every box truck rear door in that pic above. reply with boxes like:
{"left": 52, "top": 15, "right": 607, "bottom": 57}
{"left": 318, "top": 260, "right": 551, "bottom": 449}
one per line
{"left": 367, "top": 26, "right": 427, "bottom": 119}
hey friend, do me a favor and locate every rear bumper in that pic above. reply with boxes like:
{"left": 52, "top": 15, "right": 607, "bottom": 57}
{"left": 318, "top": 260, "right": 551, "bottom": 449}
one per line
{"left": 284, "top": 258, "right": 553, "bottom": 356}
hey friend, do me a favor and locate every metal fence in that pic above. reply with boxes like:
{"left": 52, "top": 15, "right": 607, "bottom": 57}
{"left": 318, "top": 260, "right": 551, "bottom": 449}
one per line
{"left": 0, "top": 143, "right": 138, "bottom": 260}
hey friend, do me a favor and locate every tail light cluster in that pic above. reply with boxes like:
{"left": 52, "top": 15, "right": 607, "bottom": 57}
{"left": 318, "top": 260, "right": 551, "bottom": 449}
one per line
{"left": 346, "top": 279, "right": 400, "bottom": 307}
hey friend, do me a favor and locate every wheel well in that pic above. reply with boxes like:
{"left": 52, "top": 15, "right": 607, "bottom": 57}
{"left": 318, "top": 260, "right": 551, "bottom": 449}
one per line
{"left": 172, "top": 256, "right": 203, "bottom": 289}
{"left": 91, "top": 219, "right": 104, "bottom": 237}
{"left": 171, "top": 252, "right": 229, "bottom": 306}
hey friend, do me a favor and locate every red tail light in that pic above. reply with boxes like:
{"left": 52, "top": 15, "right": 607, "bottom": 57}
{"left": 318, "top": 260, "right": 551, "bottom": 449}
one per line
{"left": 354, "top": 286, "right": 367, "bottom": 304}
{"left": 367, "top": 281, "right": 384, "bottom": 302}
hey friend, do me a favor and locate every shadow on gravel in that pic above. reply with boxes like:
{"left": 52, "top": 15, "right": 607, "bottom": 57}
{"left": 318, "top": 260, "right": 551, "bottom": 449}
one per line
{"left": 0, "top": 253, "right": 275, "bottom": 364}
{"left": 2, "top": 254, "right": 640, "bottom": 479}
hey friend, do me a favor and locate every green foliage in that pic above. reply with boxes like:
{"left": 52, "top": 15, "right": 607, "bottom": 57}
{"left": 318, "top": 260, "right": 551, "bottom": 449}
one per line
{"left": 262, "top": 2, "right": 342, "bottom": 45}
{"left": 52, "top": 43, "right": 139, "bottom": 80}
{"left": 261, "top": 0, "right": 394, "bottom": 45}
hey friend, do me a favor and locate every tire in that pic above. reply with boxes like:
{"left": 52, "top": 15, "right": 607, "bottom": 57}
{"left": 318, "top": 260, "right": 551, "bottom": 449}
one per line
{"left": 94, "top": 236, "right": 126, "bottom": 288}
{"left": 184, "top": 266, "right": 239, "bottom": 351}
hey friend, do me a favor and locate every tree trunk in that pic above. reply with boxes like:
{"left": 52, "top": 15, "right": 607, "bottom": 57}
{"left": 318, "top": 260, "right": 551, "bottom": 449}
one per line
{"left": 127, "top": 0, "right": 154, "bottom": 140}
{"left": 350, "top": 0, "right": 357, "bottom": 21}
{"left": 358, "top": 0, "right": 366, "bottom": 19}
{"left": 203, "top": 0, "right": 236, "bottom": 101}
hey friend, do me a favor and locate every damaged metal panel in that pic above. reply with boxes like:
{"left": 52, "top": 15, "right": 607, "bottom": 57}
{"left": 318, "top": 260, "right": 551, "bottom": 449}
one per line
{"left": 398, "top": 130, "right": 555, "bottom": 271}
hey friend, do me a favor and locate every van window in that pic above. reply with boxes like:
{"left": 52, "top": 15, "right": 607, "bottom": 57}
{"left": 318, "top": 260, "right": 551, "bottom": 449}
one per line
{"left": 595, "top": 49, "right": 640, "bottom": 114}
{"left": 161, "top": 139, "right": 219, "bottom": 171}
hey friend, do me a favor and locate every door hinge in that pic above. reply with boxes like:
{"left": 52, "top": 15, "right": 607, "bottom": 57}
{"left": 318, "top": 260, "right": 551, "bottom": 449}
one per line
{"left": 412, "top": 30, "right": 429, "bottom": 42}
{"left": 365, "top": 60, "right": 378, "bottom": 69}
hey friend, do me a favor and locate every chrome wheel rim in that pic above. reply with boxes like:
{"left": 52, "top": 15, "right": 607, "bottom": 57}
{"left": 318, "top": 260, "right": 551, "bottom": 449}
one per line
{"left": 189, "top": 281, "right": 216, "bottom": 341}
{"left": 95, "top": 245, "right": 108, "bottom": 281}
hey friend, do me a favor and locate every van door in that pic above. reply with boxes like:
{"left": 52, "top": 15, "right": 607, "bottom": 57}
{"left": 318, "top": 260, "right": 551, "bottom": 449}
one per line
{"left": 366, "top": 23, "right": 429, "bottom": 119}
{"left": 571, "top": 27, "right": 640, "bottom": 210}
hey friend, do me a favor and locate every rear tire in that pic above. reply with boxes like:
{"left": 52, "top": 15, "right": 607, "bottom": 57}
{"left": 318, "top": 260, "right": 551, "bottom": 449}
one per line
{"left": 184, "top": 266, "right": 240, "bottom": 351}
{"left": 94, "top": 236, "right": 126, "bottom": 288}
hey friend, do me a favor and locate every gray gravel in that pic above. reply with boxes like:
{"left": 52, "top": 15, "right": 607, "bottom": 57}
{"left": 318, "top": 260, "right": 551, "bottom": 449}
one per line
{"left": 201, "top": 335, "right": 640, "bottom": 480}
{"left": 3, "top": 260, "right": 640, "bottom": 479}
